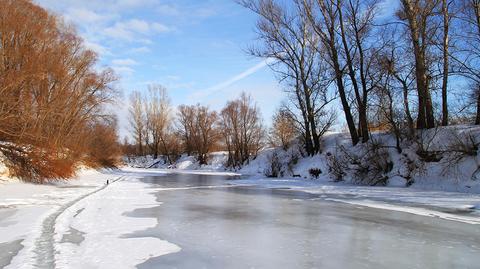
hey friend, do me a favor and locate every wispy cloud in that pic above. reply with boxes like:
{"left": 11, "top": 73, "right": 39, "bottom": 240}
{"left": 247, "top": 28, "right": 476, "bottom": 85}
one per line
{"left": 111, "top": 58, "right": 140, "bottom": 76}
{"left": 112, "top": 58, "right": 139, "bottom": 66}
{"left": 156, "top": 4, "right": 181, "bottom": 16}
{"left": 104, "top": 19, "right": 172, "bottom": 42}
{"left": 191, "top": 58, "right": 275, "bottom": 100}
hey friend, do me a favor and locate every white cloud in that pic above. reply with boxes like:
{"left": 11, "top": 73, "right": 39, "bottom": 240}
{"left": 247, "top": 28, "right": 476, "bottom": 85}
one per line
{"left": 66, "top": 8, "right": 111, "bottom": 24}
{"left": 84, "top": 40, "right": 111, "bottom": 55}
{"left": 151, "top": 22, "right": 171, "bottom": 33}
{"left": 36, "top": 0, "right": 161, "bottom": 12}
{"left": 112, "top": 58, "right": 139, "bottom": 66}
{"left": 155, "top": 3, "right": 217, "bottom": 21}
{"left": 129, "top": 46, "right": 151, "bottom": 54}
{"left": 112, "top": 66, "right": 135, "bottom": 76}
{"left": 156, "top": 4, "right": 181, "bottom": 16}
{"left": 111, "top": 58, "right": 140, "bottom": 77}
{"left": 105, "top": 19, "right": 172, "bottom": 42}
{"left": 195, "top": 7, "right": 217, "bottom": 19}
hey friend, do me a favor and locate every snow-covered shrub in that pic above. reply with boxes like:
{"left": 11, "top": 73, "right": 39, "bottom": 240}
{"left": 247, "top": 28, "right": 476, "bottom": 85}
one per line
{"left": 262, "top": 146, "right": 302, "bottom": 177}
{"left": 339, "top": 139, "right": 393, "bottom": 186}
{"left": 413, "top": 128, "right": 443, "bottom": 163}
{"left": 444, "top": 130, "right": 479, "bottom": 160}
{"left": 286, "top": 142, "right": 302, "bottom": 174}
{"left": 264, "top": 150, "right": 282, "bottom": 177}
{"left": 326, "top": 151, "right": 347, "bottom": 181}
{"left": 308, "top": 168, "right": 322, "bottom": 179}
{"left": 361, "top": 140, "right": 394, "bottom": 185}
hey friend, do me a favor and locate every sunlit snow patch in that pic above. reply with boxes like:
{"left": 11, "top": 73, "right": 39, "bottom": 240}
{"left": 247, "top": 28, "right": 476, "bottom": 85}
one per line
{"left": 54, "top": 177, "right": 181, "bottom": 269}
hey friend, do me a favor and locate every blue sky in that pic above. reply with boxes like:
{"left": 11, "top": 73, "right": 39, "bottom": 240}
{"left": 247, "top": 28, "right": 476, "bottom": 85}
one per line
{"left": 35, "top": 0, "right": 401, "bottom": 139}
{"left": 35, "top": 0, "right": 284, "bottom": 138}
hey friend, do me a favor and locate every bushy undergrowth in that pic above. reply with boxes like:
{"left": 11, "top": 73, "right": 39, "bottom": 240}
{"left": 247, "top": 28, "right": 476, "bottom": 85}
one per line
{"left": 261, "top": 127, "right": 480, "bottom": 189}
{"left": 0, "top": 120, "right": 121, "bottom": 183}
{"left": 263, "top": 144, "right": 303, "bottom": 178}
{"left": 0, "top": 144, "right": 75, "bottom": 183}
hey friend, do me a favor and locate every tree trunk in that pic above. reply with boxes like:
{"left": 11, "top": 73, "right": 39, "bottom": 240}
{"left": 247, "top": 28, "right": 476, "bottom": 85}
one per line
{"left": 302, "top": 78, "right": 320, "bottom": 154}
{"left": 425, "top": 83, "right": 435, "bottom": 128}
{"left": 333, "top": 54, "right": 359, "bottom": 145}
{"left": 441, "top": 0, "right": 449, "bottom": 126}
{"left": 338, "top": 5, "right": 369, "bottom": 142}
{"left": 402, "top": 0, "right": 430, "bottom": 129}
{"left": 400, "top": 78, "right": 414, "bottom": 136}
{"left": 476, "top": 86, "right": 480, "bottom": 125}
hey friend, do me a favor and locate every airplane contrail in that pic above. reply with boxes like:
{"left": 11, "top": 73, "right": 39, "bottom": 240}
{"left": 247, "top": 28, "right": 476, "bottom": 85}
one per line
{"left": 191, "top": 58, "right": 275, "bottom": 99}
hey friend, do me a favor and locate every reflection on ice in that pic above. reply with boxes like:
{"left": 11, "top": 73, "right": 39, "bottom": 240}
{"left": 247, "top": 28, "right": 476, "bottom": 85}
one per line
{"left": 128, "top": 174, "right": 480, "bottom": 269}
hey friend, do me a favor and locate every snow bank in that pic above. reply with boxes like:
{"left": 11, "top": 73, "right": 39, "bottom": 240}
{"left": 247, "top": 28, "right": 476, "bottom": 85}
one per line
{"left": 124, "top": 126, "right": 480, "bottom": 195}
{"left": 240, "top": 127, "right": 480, "bottom": 193}
{"left": 54, "top": 176, "right": 180, "bottom": 269}
{"left": 125, "top": 152, "right": 229, "bottom": 172}
{"left": 0, "top": 169, "right": 121, "bottom": 268}
{"left": 0, "top": 152, "right": 14, "bottom": 182}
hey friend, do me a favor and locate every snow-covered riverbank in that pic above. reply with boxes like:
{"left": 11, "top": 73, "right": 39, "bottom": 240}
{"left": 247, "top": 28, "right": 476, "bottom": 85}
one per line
{"left": 230, "top": 175, "right": 480, "bottom": 224}
{"left": 1, "top": 168, "right": 480, "bottom": 269}
{"left": 0, "top": 168, "right": 185, "bottom": 269}
{"left": 0, "top": 169, "right": 120, "bottom": 268}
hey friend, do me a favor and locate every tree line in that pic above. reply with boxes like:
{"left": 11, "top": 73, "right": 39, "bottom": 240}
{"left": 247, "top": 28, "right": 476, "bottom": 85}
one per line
{"left": 0, "top": 0, "right": 121, "bottom": 182}
{"left": 126, "top": 89, "right": 266, "bottom": 168}
{"left": 127, "top": 0, "right": 480, "bottom": 166}
{"left": 236, "top": 0, "right": 480, "bottom": 155}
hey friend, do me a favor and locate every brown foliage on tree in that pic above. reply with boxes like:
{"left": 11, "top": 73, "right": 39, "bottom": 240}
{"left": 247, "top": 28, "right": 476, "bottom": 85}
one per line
{"left": 0, "top": 0, "right": 119, "bottom": 182}
{"left": 219, "top": 93, "right": 264, "bottom": 168}
{"left": 144, "top": 85, "right": 171, "bottom": 160}
{"left": 269, "top": 108, "right": 298, "bottom": 150}
{"left": 83, "top": 118, "right": 122, "bottom": 168}
{"left": 177, "top": 104, "right": 219, "bottom": 164}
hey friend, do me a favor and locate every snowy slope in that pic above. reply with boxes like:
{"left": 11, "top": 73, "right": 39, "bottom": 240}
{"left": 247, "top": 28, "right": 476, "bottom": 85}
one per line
{"left": 125, "top": 126, "right": 480, "bottom": 194}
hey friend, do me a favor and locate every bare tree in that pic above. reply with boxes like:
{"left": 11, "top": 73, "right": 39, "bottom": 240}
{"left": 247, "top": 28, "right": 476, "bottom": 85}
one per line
{"left": 451, "top": 0, "right": 480, "bottom": 123}
{"left": 441, "top": 0, "right": 453, "bottom": 125}
{"left": 219, "top": 93, "right": 264, "bottom": 168}
{"left": 337, "top": 0, "right": 383, "bottom": 142}
{"left": 269, "top": 108, "right": 299, "bottom": 150}
{"left": 177, "top": 104, "right": 219, "bottom": 164}
{"left": 129, "top": 91, "right": 146, "bottom": 156}
{"left": 177, "top": 105, "right": 196, "bottom": 156}
{"left": 398, "top": 0, "right": 439, "bottom": 129}
{"left": 144, "top": 85, "right": 171, "bottom": 160}
{"left": 239, "top": 0, "right": 336, "bottom": 154}
{"left": 196, "top": 106, "right": 219, "bottom": 164}
{"left": 303, "top": 0, "right": 359, "bottom": 145}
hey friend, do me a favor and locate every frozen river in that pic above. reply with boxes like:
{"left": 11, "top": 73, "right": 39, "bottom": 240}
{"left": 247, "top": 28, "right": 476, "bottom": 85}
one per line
{"left": 2, "top": 171, "right": 479, "bottom": 269}
{"left": 129, "top": 173, "right": 480, "bottom": 269}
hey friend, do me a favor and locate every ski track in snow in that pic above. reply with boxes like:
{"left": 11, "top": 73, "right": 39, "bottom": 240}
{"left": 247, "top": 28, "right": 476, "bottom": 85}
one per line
{"left": 30, "top": 176, "right": 125, "bottom": 269}
{"left": 53, "top": 174, "right": 181, "bottom": 269}
{"left": 5, "top": 173, "right": 181, "bottom": 269}
{"left": 2, "top": 167, "right": 480, "bottom": 268}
